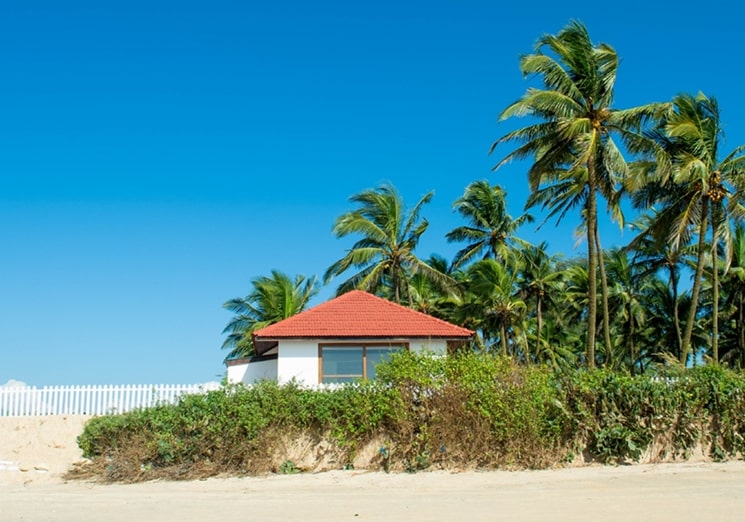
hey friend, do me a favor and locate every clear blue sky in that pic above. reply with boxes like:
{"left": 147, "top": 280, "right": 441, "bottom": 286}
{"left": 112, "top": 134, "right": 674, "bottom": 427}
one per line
{"left": 1, "top": 1, "right": 741, "bottom": 385}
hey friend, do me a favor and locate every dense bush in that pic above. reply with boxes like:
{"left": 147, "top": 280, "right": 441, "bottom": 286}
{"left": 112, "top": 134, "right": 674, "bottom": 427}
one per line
{"left": 73, "top": 354, "right": 745, "bottom": 482}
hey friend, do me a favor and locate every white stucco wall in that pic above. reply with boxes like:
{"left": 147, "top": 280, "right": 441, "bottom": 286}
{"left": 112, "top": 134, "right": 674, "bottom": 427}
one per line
{"left": 277, "top": 339, "right": 320, "bottom": 386}
{"left": 226, "top": 357, "right": 278, "bottom": 385}
{"left": 410, "top": 339, "right": 448, "bottom": 356}
{"left": 227, "top": 338, "right": 451, "bottom": 386}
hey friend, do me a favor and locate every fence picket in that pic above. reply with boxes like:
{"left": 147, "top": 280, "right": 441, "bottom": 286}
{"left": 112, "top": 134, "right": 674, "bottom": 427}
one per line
{"left": 0, "top": 383, "right": 220, "bottom": 417}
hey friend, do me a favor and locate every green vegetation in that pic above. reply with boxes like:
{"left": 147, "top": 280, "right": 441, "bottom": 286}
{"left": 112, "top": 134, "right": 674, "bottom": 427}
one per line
{"left": 221, "top": 20, "right": 745, "bottom": 370}
{"left": 157, "top": 19, "right": 745, "bottom": 484}
{"left": 75, "top": 352, "right": 745, "bottom": 482}
{"left": 221, "top": 271, "right": 318, "bottom": 359}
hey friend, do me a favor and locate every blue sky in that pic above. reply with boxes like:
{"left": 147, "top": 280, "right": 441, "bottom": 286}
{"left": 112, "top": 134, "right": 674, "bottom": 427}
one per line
{"left": 1, "top": 1, "right": 742, "bottom": 385}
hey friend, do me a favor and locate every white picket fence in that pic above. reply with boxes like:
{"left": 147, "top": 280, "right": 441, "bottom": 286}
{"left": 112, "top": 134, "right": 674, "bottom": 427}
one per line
{"left": 0, "top": 383, "right": 222, "bottom": 417}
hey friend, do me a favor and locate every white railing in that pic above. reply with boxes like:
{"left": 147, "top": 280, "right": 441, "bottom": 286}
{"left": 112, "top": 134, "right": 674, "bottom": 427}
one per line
{"left": 0, "top": 383, "right": 222, "bottom": 417}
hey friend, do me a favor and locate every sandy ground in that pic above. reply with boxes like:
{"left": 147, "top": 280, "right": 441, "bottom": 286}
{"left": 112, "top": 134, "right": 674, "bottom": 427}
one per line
{"left": 3, "top": 417, "right": 745, "bottom": 522}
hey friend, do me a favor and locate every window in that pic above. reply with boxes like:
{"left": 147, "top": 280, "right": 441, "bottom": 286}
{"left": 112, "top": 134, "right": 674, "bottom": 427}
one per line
{"left": 319, "top": 344, "right": 405, "bottom": 383}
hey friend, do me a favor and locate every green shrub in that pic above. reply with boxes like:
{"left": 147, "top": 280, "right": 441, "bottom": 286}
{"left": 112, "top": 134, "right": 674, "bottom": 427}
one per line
{"left": 74, "top": 356, "right": 745, "bottom": 482}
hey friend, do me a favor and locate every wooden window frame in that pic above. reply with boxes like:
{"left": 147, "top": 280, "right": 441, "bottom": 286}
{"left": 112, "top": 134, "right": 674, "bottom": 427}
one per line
{"left": 318, "top": 342, "right": 409, "bottom": 383}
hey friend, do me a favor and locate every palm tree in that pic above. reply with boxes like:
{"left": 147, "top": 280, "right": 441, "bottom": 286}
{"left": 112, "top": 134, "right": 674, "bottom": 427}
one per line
{"left": 222, "top": 270, "right": 318, "bottom": 359}
{"left": 324, "top": 184, "right": 453, "bottom": 305}
{"left": 455, "top": 259, "right": 527, "bottom": 356}
{"left": 604, "top": 248, "right": 648, "bottom": 373}
{"left": 719, "top": 223, "right": 745, "bottom": 366}
{"left": 516, "top": 242, "right": 564, "bottom": 357}
{"left": 627, "top": 212, "right": 689, "bottom": 359}
{"left": 631, "top": 93, "right": 745, "bottom": 364}
{"left": 408, "top": 254, "right": 454, "bottom": 317}
{"left": 446, "top": 180, "right": 533, "bottom": 270}
{"left": 491, "top": 20, "right": 666, "bottom": 367}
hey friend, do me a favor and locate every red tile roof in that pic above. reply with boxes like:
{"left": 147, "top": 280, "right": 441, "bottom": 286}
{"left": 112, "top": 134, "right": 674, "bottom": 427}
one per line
{"left": 252, "top": 290, "right": 473, "bottom": 353}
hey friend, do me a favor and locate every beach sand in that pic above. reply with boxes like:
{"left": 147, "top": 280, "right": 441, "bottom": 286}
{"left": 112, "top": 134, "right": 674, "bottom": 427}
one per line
{"left": 3, "top": 416, "right": 745, "bottom": 521}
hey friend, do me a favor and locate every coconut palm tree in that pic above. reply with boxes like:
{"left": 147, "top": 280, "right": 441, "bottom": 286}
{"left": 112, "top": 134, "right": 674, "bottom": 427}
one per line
{"left": 408, "top": 254, "right": 455, "bottom": 318}
{"left": 627, "top": 212, "right": 690, "bottom": 359}
{"left": 631, "top": 92, "right": 745, "bottom": 364}
{"left": 324, "top": 184, "right": 454, "bottom": 305}
{"left": 491, "top": 20, "right": 667, "bottom": 367}
{"left": 719, "top": 223, "right": 745, "bottom": 366}
{"left": 446, "top": 180, "right": 533, "bottom": 270}
{"left": 221, "top": 270, "right": 319, "bottom": 359}
{"left": 454, "top": 259, "right": 526, "bottom": 356}
{"left": 516, "top": 242, "right": 564, "bottom": 357}
{"left": 604, "top": 248, "right": 648, "bottom": 373}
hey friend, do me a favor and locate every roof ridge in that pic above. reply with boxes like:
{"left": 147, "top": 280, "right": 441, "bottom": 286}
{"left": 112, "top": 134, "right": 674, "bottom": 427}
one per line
{"left": 253, "top": 289, "right": 473, "bottom": 340}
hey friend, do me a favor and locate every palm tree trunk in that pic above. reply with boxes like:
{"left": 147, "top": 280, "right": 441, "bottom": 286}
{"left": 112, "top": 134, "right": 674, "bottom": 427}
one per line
{"left": 586, "top": 167, "right": 598, "bottom": 368}
{"left": 681, "top": 197, "right": 709, "bottom": 365}
{"left": 501, "top": 325, "right": 508, "bottom": 356}
{"left": 669, "top": 264, "right": 683, "bottom": 360}
{"left": 739, "top": 292, "right": 745, "bottom": 367}
{"left": 629, "top": 305, "right": 636, "bottom": 375}
{"left": 595, "top": 225, "right": 613, "bottom": 366}
{"left": 536, "top": 294, "right": 543, "bottom": 358}
{"left": 712, "top": 209, "right": 720, "bottom": 363}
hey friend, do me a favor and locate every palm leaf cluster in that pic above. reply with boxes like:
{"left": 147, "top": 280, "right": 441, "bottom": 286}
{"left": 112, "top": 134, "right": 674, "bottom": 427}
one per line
{"left": 221, "top": 271, "right": 318, "bottom": 359}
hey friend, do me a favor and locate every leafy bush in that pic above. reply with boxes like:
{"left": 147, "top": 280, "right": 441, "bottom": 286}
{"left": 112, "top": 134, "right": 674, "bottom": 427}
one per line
{"left": 73, "top": 355, "right": 745, "bottom": 482}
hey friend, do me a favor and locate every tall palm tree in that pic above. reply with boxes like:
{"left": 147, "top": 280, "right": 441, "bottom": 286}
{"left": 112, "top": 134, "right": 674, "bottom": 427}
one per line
{"left": 632, "top": 93, "right": 745, "bottom": 364}
{"left": 446, "top": 180, "right": 533, "bottom": 270}
{"left": 324, "top": 184, "right": 453, "bottom": 305}
{"left": 221, "top": 270, "right": 319, "bottom": 359}
{"left": 491, "top": 20, "right": 667, "bottom": 367}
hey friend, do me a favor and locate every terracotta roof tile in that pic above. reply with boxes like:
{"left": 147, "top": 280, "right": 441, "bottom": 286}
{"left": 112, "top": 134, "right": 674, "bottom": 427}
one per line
{"left": 253, "top": 290, "right": 474, "bottom": 341}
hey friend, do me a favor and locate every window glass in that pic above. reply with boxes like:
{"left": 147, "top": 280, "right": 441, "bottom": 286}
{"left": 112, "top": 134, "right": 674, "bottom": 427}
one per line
{"left": 365, "top": 347, "right": 401, "bottom": 380}
{"left": 321, "top": 345, "right": 405, "bottom": 383}
{"left": 322, "top": 347, "right": 363, "bottom": 382}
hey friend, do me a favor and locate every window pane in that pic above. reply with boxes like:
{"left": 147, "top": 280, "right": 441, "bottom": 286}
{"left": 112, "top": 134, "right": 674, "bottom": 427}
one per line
{"left": 366, "top": 347, "right": 402, "bottom": 380}
{"left": 322, "top": 347, "right": 363, "bottom": 381}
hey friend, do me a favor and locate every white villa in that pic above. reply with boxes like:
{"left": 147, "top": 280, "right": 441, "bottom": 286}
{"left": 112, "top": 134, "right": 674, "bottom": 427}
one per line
{"left": 226, "top": 290, "right": 474, "bottom": 386}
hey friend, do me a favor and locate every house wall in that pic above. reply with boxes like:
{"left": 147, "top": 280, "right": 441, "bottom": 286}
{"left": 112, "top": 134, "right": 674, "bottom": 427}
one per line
{"left": 226, "top": 357, "right": 278, "bottom": 385}
{"left": 226, "top": 338, "right": 451, "bottom": 386}
{"left": 277, "top": 340, "right": 320, "bottom": 386}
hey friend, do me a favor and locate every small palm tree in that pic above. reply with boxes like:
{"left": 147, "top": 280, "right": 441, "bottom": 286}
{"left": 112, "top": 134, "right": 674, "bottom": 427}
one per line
{"left": 516, "top": 242, "right": 564, "bottom": 357}
{"left": 627, "top": 212, "right": 691, "bottom": 359}
{"left": 719, "top": 223, "right": 745, "bottom": 366}
{"left": 324, "top": 184, "right": 454, "bottom": 305}
{"left": 455, "top": 259, "right": 527, "bottom": 357}
{"left": 604, "top": 248, "right": 648, "bottom": 373}
{"left": 222, "top": 271, "right": 318, "bottom": 359}
{"left": 446, "top": 180, "right": 533, "bottom": 270}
